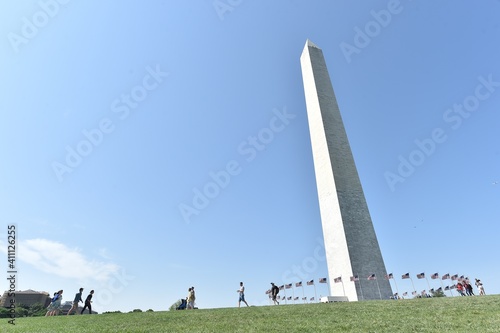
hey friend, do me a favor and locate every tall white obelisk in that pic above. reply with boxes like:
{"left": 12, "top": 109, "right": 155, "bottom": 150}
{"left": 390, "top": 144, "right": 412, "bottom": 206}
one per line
{"left": 300, "top": 40, "right": 392, "bottom": 301}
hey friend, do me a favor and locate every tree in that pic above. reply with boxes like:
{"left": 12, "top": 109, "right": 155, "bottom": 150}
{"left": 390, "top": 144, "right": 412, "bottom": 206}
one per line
{"left": 430, "top": 289, "right": 446, "bottom": 298}
{"left": 169, "top": 299, "right": 183, "bottom": 311}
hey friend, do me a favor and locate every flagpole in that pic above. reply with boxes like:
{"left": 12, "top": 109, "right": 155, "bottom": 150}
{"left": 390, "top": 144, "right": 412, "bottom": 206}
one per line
{"left": 314, "top": 283, "right": 317, "bottom": 302}
{"left": 425, "top": 277, "right": 431, "bottom": 291}
{"left": 439, "top": 278, "right": 445, "bottom": 295}
{"left": 292, "top": 286, "right": 295, "bottom": 305}
{"left": 301, "top": 284, "right": 305, "bottom": 301}
{"left": 341, "top": 276, "right": 346, "bottom": 297}
{"left": 284, "top": 287, "right": 287, "bottom": 305}
{"left": 409, "top": 276, "right": 416, "bottom": 294}
{"left": 358, "top": 277, "right": 364, "bottom": 301}
{"left": 392, "top": 277, "right": 399, "bottom": 296}
{"left": 375, "top": 278, "right": 382, "bottom": 299}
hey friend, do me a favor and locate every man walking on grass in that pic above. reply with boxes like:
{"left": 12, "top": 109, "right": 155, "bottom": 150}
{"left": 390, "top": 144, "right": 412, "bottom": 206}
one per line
{"left": 237, "top": 282, "right": 249, "bottom": 307}
{"left": 81, "top": 290, "right": 94, "bottom": 314}
{"left": 67, "top": 288, "right": 83, "bottom": 315}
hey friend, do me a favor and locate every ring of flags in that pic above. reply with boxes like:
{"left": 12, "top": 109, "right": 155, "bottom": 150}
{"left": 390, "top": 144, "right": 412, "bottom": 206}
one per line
{"left": 267, "top": 272, "right": 472, "bottom": 303}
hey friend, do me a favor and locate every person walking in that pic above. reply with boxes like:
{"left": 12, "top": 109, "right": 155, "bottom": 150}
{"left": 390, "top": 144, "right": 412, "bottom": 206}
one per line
{"left": 237, "top": 282, "right": 249, "bottom": 307}
{"left": 270, "top": 283, "right": 280, "bottom": 305}
{"left": 45, "top": 290, "right": 63, "bottom": 316}
{"left": 81, "top": 290, "right": 94, "bottom": 314}
{"left": 67, "top": 288, "right": 84, "bottom": 315}
{"left": 475, "top": 278, "right": 486, "bottom": 295}
{"left": 187, "top": 287, "right": 195, "bottom": 310}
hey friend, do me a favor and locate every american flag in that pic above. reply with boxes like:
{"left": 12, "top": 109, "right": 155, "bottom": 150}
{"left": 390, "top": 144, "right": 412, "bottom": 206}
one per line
{"left": 412, "top": 291, "right": 417, "bottom": 296}
{"left": 334, "top": 277, "right": 342, "bottom": 283}
{"left": 431, "top": 273, "right": 439, "bottom": 279}
{"left": 436, "top": 287, "right": 442, "bottom": 292}
{"left": 307, "top": 280, "right": 314, "bottom": 286}
{"left": 302, "top": 297, "right": 307, "bottom": 300}
{"left": 296, "top": 281, "right": 302, "bottom": 288}
{"left": 403, "top": 292, "right": 408, "bottom": 296}
{"left": 429, "top": 288, "right": 434, "bottom": 293}
{"left": 294, "top": 297, "right": 299, "bottom": 300}
{"left": 444, "top": 286, "right": 450, "bottom": 291}
{"left": 310, "top": 297, "right": 314, "bottom": 301}
{"left": 367, "top": 274, "right": 376, "bottom": 280}
{"left": 442, "top": 273, "right": 450, "bottom": 280}
{"left": 385, "top": 273, "right": 393, "bottom": 280}
{"left": 285, "top": 283, "right": 292, "bottom": 289}
{"left": 450, "top": 284, "right": 456, "bottom": 289}
{"left": 265, "top": 289, "right": 270, "bottom": 294}
{"left": 281, "top": 296, "right": 286, "bottom": 300}
{"left": 350, "top": 275, "right": 359, "bottom": 282}
{"left": 451, "top": 274, "right": 458, "bottom": 281}
{"left": 416, "top": 273, "right": 425, "bottom": 279}
{"left": 402, "top": 273, "right": 410, "bottom": 279}
{"left": 279, "top": 285, "right": 284, "bottom": 290}
{"left": 319, "top": 278, "right": 327, "bottom": 283}
{"left": 287, "top": 296, "right": 292, "bottom": 300}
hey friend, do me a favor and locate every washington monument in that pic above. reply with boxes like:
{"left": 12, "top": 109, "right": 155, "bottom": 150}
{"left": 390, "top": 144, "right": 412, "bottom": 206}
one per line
{"left": 300, "top": 40, "right": 392, "bottom": 301}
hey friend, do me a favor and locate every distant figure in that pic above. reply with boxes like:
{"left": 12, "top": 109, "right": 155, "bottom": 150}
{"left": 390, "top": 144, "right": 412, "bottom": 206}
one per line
{"left": 456, "top": 283, "right": 466, "bottom": 296}
{"left": 475, "top": 279, "right": 486, "bottom": 295}
{"left": 81, "top": 290, "right": 94, "bottom": 314}
{"left": 67, "top": 288, "right": 84, "bottom": 315}
{"left": 187, "top": 287, "right": 196, "bottom": 309}
{"left": 237, "top": 282, "right": 249, "bottom": 307}
{"left": 191, "top": 287, "right": 196, "bottom": 308}
{"left": 465, "top": 282, "right": 474, "bottom": 296}
{"left": 45, "top": 290, "right": 63, "bottom": 316}
{"left": 270, "top": 283, "right": 279, "bottom": 305}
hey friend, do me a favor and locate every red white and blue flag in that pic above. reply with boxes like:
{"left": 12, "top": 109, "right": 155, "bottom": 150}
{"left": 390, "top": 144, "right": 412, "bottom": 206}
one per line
{"left": 334, "top": 277, "right": 342, "bottom": 283}
{"left": 296, "top": 281, "right": 302, "bottom": 288}
{"left": 416, "top": 273, "right": 425, "bottom": 279}
{"left": 367, "top": 274, "right": 376, "bottom": 280}
{"left": 307, "top": 280, "right": 314, "bottom": 286}
{"left": 350, "top": 275, "right": 359, "bottom": 282}
{"left": 319, "top": 278, "right": 327, "bottom": 283}
{"left": 431, "top": 273, "right": 439, "bottom": 279}
{"left": 402, "top": 273, "right": 410, "bottom": 279}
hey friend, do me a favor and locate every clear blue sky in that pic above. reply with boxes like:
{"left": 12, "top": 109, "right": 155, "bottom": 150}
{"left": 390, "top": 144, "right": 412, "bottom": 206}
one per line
{"left": 1, "top": 1, "right": 499, "bottom": 312}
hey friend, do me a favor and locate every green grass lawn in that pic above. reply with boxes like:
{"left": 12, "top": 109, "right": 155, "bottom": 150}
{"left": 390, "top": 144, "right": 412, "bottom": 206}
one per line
{"left": 4, "top": 295, "right": 500, "bottom": 332}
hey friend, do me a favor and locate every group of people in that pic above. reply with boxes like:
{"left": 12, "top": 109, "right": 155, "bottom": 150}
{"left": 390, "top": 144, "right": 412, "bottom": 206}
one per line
{"left": 456, "top": 278, "right": 485, "bottom": 296}
{"left": 45, "top": 288, "right": 95, "bottom": 316}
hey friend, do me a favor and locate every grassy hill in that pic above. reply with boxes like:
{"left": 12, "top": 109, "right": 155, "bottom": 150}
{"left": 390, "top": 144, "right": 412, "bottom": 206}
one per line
{"left": 5, "top": 295, "right": 500, "bottom": 332}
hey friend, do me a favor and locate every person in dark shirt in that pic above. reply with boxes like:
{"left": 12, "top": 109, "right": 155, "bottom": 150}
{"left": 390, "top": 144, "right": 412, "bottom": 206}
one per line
{"left": 67, "top": 288, "right": 83, "bottom": 315}
{"left": 270, "top": 283, "right": 280, "bottom": 305}
{"left": 81, "top": 290, "right": 94, "bottom": 314}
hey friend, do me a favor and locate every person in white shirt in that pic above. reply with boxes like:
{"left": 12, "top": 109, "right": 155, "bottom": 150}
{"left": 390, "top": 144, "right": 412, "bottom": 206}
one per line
{"left": 237, "top": 282, "right": 249, "bottom": 307}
